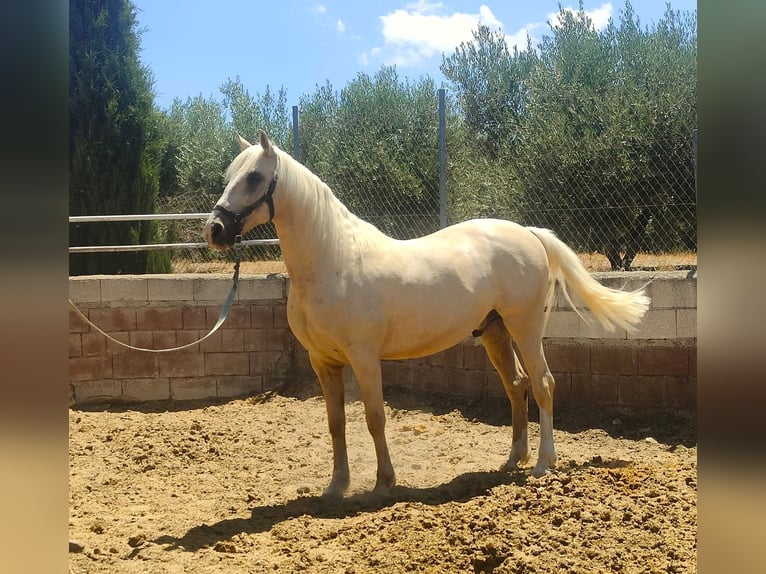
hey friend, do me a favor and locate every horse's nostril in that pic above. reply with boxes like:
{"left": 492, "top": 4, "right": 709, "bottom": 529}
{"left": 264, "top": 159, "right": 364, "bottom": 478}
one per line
{"left": 211, "top": 222, "right": 223, "bottom": 238}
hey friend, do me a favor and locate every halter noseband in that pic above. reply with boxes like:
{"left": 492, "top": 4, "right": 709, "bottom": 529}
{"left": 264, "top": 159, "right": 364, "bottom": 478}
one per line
{"left": 213, "top": 153, "right": 279, "bottom": 235}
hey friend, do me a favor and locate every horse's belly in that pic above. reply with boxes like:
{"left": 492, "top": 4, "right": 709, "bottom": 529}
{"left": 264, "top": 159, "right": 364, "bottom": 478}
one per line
{"left": 379, "top": 306, "right": 484, "bottom": 360}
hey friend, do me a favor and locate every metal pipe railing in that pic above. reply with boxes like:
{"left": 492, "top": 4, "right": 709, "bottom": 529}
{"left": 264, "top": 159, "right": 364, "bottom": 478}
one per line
{"left": 69, "top": 213, "right": 209, "bottom": 223}
{"left": 68, "top": 213, "right": 280, "bottom": 253}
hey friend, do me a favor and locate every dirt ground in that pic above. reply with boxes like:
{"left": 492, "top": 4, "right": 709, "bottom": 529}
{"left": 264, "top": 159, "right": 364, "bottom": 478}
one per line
{"left": 69, "top": 383, "right": 697, "bottom": 573}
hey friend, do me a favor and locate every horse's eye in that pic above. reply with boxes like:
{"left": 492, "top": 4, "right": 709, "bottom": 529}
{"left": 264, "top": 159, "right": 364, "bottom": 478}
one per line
{"left": 246, "top": 171, "right": 263, "bottom": 187}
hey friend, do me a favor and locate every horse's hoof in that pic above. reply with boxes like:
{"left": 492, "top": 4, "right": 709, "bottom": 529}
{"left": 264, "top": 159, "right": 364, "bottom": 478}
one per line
{"left": 322, "top": 481, "right": 348, "bottom": 499}
{"left": 373, "top": 475, "right": 396, "bottom": 495}
{"left": 503, "top": 451, "right": 530, "bottom": 471}
{"left": 531, "top": 457, "right": 556, "bottom": 478}
{"left": 372, "top": 485, "right": 395, "bottom": 498}
{"left": 321, "top": 488, "right": 342, "bottom": 499}
{"left": 322, "top": 489, "right": 344, "bottom": 500}
{"left": 531, "top": 465, "right": 548, "bottom": 478}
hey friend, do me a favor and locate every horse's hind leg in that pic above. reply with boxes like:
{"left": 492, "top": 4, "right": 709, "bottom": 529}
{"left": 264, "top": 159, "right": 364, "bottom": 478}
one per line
{"left": 310, "top": 354, "right": 350, "bottom": 497}
{"left": 503, "top": 318, "right": 557, "bottom": 478}
{"left": 479, "top": 318, "right": 530, "bottom": 470}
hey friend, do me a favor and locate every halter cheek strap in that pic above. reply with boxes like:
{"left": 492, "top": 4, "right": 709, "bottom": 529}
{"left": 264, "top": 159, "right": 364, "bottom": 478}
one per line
{"left": 214, "top": 155, "right": 279, "bottom": 234}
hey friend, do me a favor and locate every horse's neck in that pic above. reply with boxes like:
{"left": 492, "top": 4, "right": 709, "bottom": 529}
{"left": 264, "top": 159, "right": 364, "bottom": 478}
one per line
{"left": 274, "top": 156, "right": 387, "bottom": 287}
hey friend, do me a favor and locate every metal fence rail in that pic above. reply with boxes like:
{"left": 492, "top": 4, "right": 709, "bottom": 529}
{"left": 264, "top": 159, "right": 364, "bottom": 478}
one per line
{"left": 68, "top": 213, "right": 279, "bottom": 254}
{"left": 69, "top": 213, "right": 208, "bottom": 222}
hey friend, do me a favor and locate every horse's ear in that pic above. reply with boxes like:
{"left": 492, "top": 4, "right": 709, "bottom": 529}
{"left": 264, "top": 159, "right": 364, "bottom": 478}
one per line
{"left": 236, "top": 132, "right": 252, "bottom": 151}
{"left": 258, "top": 129, "right": 275, "bottom": 156}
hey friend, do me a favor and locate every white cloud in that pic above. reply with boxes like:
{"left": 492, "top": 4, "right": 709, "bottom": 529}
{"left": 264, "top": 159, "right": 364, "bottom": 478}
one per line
{"left": 504, "top": 23, "right": 543, "bottom": 53}
{"left": 311, "top": 4, "right": 349, "bottom": 37}
{"left": 549, "top": 2, "right": 613, "bottom": 30}
{"left": 365, "top": 2, "right": 508, "bottom": 67}
{"left": 361, "top": 2, "right": 614, "bottom": 69}
{"left": 404, "top": 0, "right": 444, "bottom": 14}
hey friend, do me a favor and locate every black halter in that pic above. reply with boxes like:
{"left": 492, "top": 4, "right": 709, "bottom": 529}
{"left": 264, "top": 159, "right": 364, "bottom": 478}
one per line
{"left": 213, "top": 155, "right": 279, "bottom": 235}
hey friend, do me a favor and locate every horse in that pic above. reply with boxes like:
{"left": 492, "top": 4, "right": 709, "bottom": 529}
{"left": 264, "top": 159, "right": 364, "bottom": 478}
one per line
{"left": 204, "top": 130, "right": 650, "bottom": 497}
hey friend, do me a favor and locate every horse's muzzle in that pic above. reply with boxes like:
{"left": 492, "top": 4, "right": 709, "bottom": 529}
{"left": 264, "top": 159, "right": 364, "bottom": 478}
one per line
{"left": 204, "top": 212, "right": 235, "bottom": 250}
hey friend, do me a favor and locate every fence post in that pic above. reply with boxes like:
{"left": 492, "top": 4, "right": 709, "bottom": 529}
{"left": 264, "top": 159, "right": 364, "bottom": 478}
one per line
{"left": 438, "top": 88, "right": 447, "bottom": 228}
{"left": 292, "top": 105, "right": 301, "bottom": 162}
{"left": 691, "top": 128, "right": 697, "bottom": 202}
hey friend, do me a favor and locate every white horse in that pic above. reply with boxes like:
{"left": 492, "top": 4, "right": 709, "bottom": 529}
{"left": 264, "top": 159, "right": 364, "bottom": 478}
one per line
{"left": 205, "top": 130, "right": 650, "bottom": 497}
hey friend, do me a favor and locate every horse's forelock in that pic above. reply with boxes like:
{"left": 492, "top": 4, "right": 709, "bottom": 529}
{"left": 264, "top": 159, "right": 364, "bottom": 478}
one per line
{"left": 223, "top": 146, "right": 262, "bottom": 184}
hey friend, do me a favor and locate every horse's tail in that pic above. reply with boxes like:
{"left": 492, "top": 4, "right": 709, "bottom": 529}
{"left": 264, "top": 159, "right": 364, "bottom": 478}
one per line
{"left": 526, "top": 227, "right": 650, "bottom": 333}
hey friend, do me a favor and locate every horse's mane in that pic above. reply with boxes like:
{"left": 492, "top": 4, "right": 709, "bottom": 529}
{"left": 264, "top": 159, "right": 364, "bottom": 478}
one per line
{"left": 277, "top": 148, "right": 391, "bottom": 262}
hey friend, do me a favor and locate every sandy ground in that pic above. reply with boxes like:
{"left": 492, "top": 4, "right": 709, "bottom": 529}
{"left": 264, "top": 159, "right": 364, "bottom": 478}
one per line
{"left": 69, "top": 384, "right": 697, "bottom": 573}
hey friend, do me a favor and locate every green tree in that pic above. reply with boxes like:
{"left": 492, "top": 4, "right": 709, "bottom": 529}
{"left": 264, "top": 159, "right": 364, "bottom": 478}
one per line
{"left": 441, "top": 24, "right": 537, "bottom": 160}
{"left": 157, "top": 79, "right": 291, "bottom": 206}
{"left": 441, "top": 0, "right": 696, "bottom": 269}
{"left": 513, "top": 3, "right": 621, "bottom": 259}
{"left": 163, "top": 94, "right": 231, "bottom": 202}
{"left": 298, "top": 67, "right": 441, "bottom": 238}
{"left": 440, "top": 25, "right": 536, "bottom": 224}
{"left": 220, "top": 77, "right": 291, "bottom": 147}
{"left": 154, "top": 79, "right": 291, "bottom": 261}
{"left": 69, "top": 0, "right": 170, "bottom": 274}
{"left": 295, "top": 80, "right": 339, "bottom": 173}
{"left": 515, "top": 1, "right": 696, "bottom": 268}
{"left": 445, "top": 114, "right": 525, "bottom": 225}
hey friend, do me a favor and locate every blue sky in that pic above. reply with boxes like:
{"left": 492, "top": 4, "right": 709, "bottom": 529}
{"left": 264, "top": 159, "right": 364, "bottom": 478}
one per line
{"left": 132, "top": 0, "right": 697, "bottom": 110}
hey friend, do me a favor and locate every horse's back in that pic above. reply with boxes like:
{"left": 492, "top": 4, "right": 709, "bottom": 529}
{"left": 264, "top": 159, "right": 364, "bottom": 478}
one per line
{"left": 395, "top": 218, "right": 549, "bottom": 277}
{"left": 411, "top": 218, "right": 538, "bottom": 247}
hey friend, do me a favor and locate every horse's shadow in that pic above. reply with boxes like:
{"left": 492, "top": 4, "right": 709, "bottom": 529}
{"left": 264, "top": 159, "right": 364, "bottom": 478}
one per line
{"left": 154, "top": 458, "right": 629, "bottom": 552}
{"left": 153, "top": 469, "right": 523, "bottom": 552}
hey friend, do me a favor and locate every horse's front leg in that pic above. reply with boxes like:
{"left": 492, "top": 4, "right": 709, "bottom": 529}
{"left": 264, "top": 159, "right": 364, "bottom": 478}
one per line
{"left": 310, "top": 354, "right": 350, "bottom": 498}
{"left": 349, "top": 356, "right": 395, "bottom": 494}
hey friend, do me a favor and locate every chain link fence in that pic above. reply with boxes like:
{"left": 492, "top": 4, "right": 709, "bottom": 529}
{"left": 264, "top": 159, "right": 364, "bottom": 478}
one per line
{"left": 162, "top": 99, "right": 696, "bottom": 272}
{"left": 305, "top": 144, "right": 442, "bottom": 242}
{"left": 156, "top": 192, "right": 280, "bottom": 269}
{"left": 508, "top": 135, "right": 697, "bottom": 270}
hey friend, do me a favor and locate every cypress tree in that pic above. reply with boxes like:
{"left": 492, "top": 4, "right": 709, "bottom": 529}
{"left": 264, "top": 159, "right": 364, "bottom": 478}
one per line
{"left": 69, "top": 0, "right": 170, "bottom": 274}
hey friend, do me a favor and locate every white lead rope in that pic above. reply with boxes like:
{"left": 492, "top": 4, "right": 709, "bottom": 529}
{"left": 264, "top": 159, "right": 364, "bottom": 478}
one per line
{"left": 68, "top": 243, "right": 242, "bottom": 353}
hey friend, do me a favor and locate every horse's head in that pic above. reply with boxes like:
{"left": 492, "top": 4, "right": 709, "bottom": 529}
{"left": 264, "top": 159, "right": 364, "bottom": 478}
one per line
{"left": 204, "top": 129, "right": 280, "bottom": 250}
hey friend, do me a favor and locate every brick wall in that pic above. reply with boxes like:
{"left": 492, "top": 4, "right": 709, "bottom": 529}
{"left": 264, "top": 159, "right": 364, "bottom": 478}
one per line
{"left": 69, "top": 274, "right": 291, "bottom": 404}
{"left": 69, "top": 270, "right": 696, "bottom": 413}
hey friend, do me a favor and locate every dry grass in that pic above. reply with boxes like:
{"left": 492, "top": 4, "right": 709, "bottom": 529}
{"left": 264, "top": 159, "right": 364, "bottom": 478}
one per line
{"left": 172, "top": 251, "right": 696, "bottom": 275}
{"left": 577, "top": 251, "right": 697, "bottom": 272}
{"left": 172, "top": 259, "right": 288, "bottom": 274}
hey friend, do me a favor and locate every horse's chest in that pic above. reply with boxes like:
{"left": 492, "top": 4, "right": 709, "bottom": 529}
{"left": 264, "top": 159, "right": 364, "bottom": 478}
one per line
{"left": 286, "top": 292, "right": 349, "bottom": 358}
